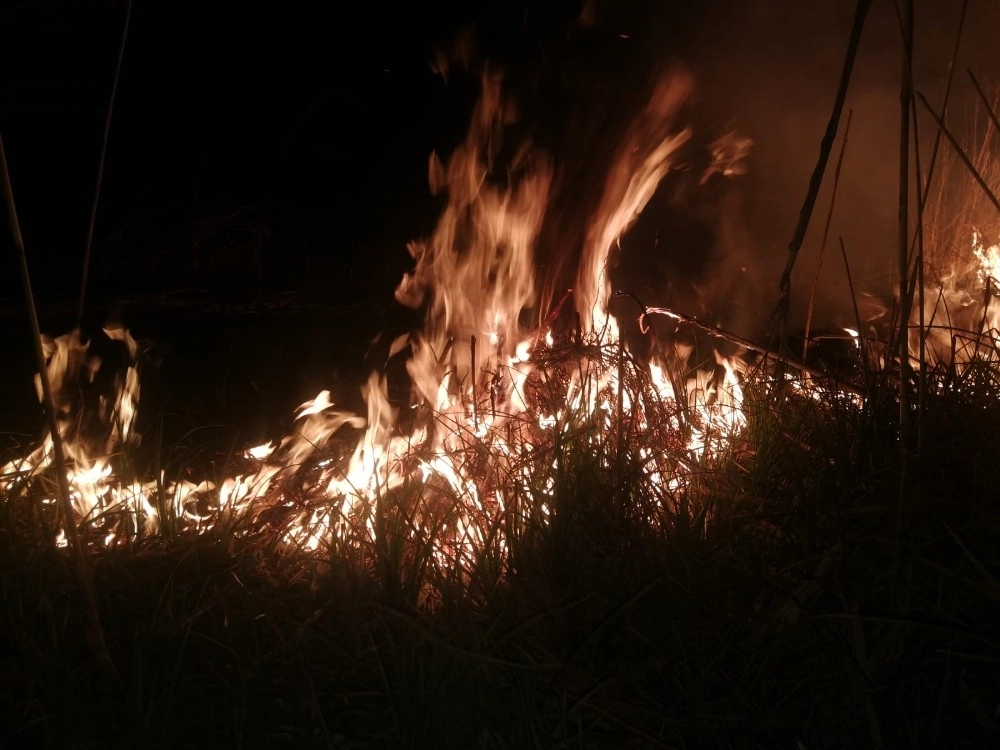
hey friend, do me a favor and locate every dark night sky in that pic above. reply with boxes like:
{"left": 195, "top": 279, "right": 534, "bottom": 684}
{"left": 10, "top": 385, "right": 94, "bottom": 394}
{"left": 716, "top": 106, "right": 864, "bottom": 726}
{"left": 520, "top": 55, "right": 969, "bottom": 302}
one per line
{"left": 2, "top": 0, "right": 999, "bottom": 440}
{"left": 1, "top": 0, "right": 480, "bottom": 302}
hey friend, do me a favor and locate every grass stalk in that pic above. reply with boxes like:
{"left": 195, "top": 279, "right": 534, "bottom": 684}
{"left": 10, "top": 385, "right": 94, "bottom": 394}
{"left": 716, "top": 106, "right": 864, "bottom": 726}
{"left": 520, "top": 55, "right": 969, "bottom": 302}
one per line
{"left": 907, "top": 45, "right": 927, "bottom": 458}
{"left": 967, "top": 70, "right": 1000, "bottom": 137}
{"left": 841, "top": 238, "right": 872, "bottom": 401}
{"left": 904, "top": 0, "right": 969, "bottom": 313}
{"left": 471, "top": 334, "right": 479, "bottom": 432}
{"left": 905, "top": 3, "right": 968, "bottom": 448}
{"left": 1, "top": 135, "right": 119, "bottom": 687}
{"left": 76, "top": 0, "right": 132, "bottom": 329}
{"left": 773, "top": 0, "right": 871, "bottom": 348}
{"left": 911, "top": 143, "right": 927, "bottom": 455}
{"left": 916, "top": 93, "right": 1000, "bottom": 215}
{"left": 640, "top": 301, "right": 863, "bottom": 395}
{"left": 896, "top": 0, "right": 914, "bottom": 526}
{"left": 803, "top": 109, "right": 853, "bottom": 363}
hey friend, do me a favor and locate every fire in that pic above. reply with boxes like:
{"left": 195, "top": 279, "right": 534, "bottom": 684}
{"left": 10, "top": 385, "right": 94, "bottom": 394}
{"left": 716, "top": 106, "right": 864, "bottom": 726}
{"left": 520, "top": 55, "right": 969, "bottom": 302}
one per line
{"left": 911, "top": 229, "right": 1000, "bottom": 369}
{"left": 5, "top": 65, "right": 762, "bottom": 598}
{"left": 576, "top": 71, "right": 693, "bottom": 340}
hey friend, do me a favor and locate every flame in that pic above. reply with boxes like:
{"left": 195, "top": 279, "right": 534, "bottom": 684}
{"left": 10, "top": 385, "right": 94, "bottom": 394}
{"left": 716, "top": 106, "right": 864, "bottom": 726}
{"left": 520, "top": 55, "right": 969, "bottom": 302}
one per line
{"left": 576, "top": 71, "right": 693, "bottom": 339}
{"left": 5, "top": 66, "right": 767, "bottom": 600}
{"left": 701, "top": 132, "right": 754, "bottom": 184}
{"left": 13, "top": 50, "right": 1000, "bottom": 620}
{"left": 911, "top": 230, "right": 1000, "bottom": 368}
{"left": 395, "top": 67, "right": 549, "bottom": 375}
{"left": 972, "top": 230, "right": 1000, "bottom": 287}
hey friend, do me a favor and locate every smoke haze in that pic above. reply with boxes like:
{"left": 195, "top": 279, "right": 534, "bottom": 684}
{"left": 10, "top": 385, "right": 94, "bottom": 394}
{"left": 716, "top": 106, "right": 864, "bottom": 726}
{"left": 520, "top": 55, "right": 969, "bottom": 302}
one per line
{"left": 2, "top": 0, "right": 998, "bottom": 340}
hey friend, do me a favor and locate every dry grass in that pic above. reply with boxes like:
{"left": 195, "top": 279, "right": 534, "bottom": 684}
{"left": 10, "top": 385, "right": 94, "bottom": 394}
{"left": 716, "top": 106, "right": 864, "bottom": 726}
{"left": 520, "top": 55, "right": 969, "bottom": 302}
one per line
{"left": 2, "top": 326, "right": 999, "bottom": 749}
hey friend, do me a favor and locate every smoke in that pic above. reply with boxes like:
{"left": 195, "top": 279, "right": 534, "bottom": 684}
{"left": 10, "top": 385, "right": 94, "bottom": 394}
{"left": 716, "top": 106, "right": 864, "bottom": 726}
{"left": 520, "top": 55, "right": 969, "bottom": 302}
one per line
{"left": 667, "top": 0, "right": 1000, "bottom": 334}
{"left": 492, "top": 0, "right": 1000, "bottom": 339}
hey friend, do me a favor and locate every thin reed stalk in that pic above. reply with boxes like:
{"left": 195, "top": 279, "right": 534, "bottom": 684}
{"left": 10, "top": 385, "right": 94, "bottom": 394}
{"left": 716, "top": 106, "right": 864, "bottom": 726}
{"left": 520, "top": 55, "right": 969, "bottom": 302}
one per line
{"left": 968, "top": 70, "right": 1000, "bottom": 136}
{"left": 910, "top": 96, "right": 927, "bottom": 452}
{"left": 904, "top": 0, "right": 969, "bottom": 311}
{"left": 1, "top": 135, "right": 119, "bottom": 686}
{"left": 916, "top": 94, "right": 1000, "bottom": 216}
{"left": 908, "top": 0, "right": 968, "bottom": 453}
{"left": 76, "top": 0, "right": 132, "bottom": 328}
{"left": 896, "top": 0, "right": 914, "bottom": 526}
{"left": 773, "top": 0, "right": 871, "bottom": 348}
{"left": 841, "top": 238, "right": 871, "bottom": 403}
{"left": 803, "top": 110, "right": 853, "bottom": 363}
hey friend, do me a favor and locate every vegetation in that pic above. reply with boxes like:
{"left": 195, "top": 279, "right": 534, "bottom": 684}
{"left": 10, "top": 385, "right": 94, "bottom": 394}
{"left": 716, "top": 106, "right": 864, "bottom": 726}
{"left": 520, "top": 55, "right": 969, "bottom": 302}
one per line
{"left": 2, "top": 328, "right": 999, "bottom": 749}
{"left": 3, "top": 4, "right": 999, "bottom": 748}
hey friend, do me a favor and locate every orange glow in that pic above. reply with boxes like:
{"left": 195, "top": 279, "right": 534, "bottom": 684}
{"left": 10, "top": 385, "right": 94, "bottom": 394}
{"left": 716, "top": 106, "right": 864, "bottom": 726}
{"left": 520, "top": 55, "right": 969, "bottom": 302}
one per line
{"left": 912, "top": 230, "right": 1000, "bottom": 369}
{"left": 3, "top": 66, "right": 838, "bottom": 601}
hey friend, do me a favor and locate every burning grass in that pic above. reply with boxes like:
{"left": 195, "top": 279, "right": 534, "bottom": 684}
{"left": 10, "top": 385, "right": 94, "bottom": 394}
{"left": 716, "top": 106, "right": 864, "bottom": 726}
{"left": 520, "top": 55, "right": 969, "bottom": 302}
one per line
{"left": 3, "top": 63, "right": 1000, "bottom": 749}
{"left": 3, "top": 317, "right": 998, "bottom": 748}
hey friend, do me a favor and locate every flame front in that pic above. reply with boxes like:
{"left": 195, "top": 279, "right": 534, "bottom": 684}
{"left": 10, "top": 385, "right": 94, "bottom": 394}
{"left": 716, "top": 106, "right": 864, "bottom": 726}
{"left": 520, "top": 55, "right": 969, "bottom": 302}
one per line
{"left": 5, "top": 66, "right": 754, "bottom": 599}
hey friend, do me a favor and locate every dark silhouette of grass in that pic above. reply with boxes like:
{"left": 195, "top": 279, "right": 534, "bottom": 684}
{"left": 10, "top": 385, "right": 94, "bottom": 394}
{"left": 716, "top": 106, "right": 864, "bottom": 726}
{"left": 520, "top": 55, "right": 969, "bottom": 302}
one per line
{"left": 2, "top": 333, "right": 998, "bottom": 749}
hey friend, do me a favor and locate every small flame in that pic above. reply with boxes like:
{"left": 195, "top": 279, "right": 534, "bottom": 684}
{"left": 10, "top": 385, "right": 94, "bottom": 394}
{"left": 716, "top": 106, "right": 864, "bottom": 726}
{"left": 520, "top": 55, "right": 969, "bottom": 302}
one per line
{"left": 911, "top": 230, "right": 1000, "bottom": 368}
{"left": 576, "top": 71, "right": 693, "bottom": 339}
{"left": 972, "top": 229, "right": 1000, "bottom": 286}
{"left": 701, "top": 132, "right": 754, "bottom": 184}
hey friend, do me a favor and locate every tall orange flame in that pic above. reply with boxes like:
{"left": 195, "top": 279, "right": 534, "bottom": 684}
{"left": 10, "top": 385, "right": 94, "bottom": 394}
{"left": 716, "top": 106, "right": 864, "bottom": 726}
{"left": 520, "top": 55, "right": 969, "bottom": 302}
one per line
{"left": 5, "top": 65, "right": 753, "bottom": 589}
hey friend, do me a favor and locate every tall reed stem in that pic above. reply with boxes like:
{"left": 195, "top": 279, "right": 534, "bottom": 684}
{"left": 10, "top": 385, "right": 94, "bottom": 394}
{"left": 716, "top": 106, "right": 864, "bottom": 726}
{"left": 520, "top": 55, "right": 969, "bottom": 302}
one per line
{"left": 76, "top": 0, "right": 132, "bottom": 328}
{"left": 896, "top": 0, "right": 914, "bottom": 525}
{"left": 917, "top": 94, "right": 1000, "bottom": 215}
{"left": 773, "top": 0, "right": 871, "bottom": 348}
{"left": 1, "top": 135, "right": 119, "bottom": 686}
{"left": 802, "top": 110, "right": 853, "bottom": 363}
